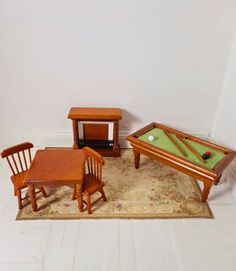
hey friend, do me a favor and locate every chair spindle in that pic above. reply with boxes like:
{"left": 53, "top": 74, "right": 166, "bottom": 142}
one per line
{"left": 28, "top": 149, "right": 32, "bottom": 163}
{"left": 6, "top": 156, "right": 16, "bottom": 175}
{"left": 17, "top": 152, "right": 24, "bottom": 172}
{"left": 22, "top": 150, "right": 28, "bottom": 170}
{"left": 11, "top": 154, "right": 20, "bottom": 174}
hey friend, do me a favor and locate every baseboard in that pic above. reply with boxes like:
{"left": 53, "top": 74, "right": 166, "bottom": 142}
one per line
{"left": 0, "top": 130, "right": 131, "bottom": 150}
{"left": 0, "top": 132, "right": 73, "bottom": 150}
{"left": 0, "top": 130, "right": 209, "bottom": 150}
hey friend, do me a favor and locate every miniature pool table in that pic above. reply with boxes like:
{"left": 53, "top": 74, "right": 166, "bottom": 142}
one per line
{"left": 126, "top": 122, "right": 236, "bottom": 202}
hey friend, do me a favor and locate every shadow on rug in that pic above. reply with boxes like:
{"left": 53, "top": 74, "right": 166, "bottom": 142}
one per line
{"left": 17, "top": 149, "right": 213, "bottom": 220}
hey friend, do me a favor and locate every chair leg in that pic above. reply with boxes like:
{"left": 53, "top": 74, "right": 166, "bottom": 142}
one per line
{"left": 100, "top": 188, "right": 107, "bottom": 202}
{"left": 86, "top": 194, "right": 92, "bottom": 214}
{"left": 39, "top": 187, "right": 48, "bottom": 198}
{"left": 72, "top": 185, "right": 77, "bottom": 200}
{"left": 16, "top": 189, "right": 23, "bottom": 209}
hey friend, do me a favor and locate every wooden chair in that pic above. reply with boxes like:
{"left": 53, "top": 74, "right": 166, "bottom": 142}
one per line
{"left": 72, "top": 147, "right": 107, "bottom": 214}
{"left": 1, "top": 142, "right": 47, "bottom": 209}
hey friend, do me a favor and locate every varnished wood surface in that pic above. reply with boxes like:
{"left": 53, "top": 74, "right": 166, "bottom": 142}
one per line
{"left": 24, "top": 149, "right": 85, "bottom": 185}
{"left": 68, "top": 107, "right": 122, "bottom": 157}
{"left": 164, "top": 130, "right": 187, "bottom": 157}
{"left": 177, "top": 135, "right": 205, "bottom": 163}
{"left": 72, "top": 147, "right": 107, "bottom": 214}
{"left": 23, "top": 149, "right": 85, "bottom": 212}
{"left": 1, "top": 142, "right": 47, "bottom": 209}
{"left": 157, "top": 123, "right": 230, "bottom": 153}
{"left": 83, "top": 123, "right": 108, "bottom": 140}
{"left": 127, "top": 122, "right": 236, "bottom": 202}
{"left": 68, "top": 107, "right": 122, "bottom": 120}
{"left": 1, "top": 142, "right": 33, "bottom": 159}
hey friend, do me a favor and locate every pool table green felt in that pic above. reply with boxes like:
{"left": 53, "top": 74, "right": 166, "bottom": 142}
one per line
{"left": 138, "top": 128, "right": 225, "bottom": 170}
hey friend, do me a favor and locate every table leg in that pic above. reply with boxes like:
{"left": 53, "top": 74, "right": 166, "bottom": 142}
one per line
{"left": 214, "top": 175, "right": 222, "bottom": 185}
{"left": 133, "top": 149, "right": 140, "bottom": 169}
{"left": 76, "top": 184, "right": 83, "bottom": 212}
{"left": 16, "top": 189, "right": 23, "bottom": 209}
{"left": 72, "top": 185, "right": 77, "bottom": 200}
{"left": 113, "top": 120, "right": 119, "bottom": 150}
{"left": 28, "top": 184, "right": 37, "bottom": 212}
{"left": 202, "top": 183, "right": 212, "bottom": 202}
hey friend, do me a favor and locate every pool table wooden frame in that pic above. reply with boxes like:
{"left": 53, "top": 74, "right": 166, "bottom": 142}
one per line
{"left": 127, "top": 122, "right": 236, "bottom": 202}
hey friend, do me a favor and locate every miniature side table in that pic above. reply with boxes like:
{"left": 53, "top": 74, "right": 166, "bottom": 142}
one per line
{"left": 68, "top": 107, "right": 122, "bottom": 157}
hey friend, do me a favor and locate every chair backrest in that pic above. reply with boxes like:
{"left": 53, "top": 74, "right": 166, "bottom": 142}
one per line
{"left": 82, "top": 147, "right": 104, "bottom": 180}
{"left": 1, "top": 142, "right": 34, "bottom": 175}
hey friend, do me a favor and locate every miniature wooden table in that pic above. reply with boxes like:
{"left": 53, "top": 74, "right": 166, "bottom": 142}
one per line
{"left": 68, "top": 107, "right": 122, "bottom": 157}
{"left": 24, "top": 149, "right": 85, "bottom": 212}
{"left": 127, "top": 122, "right": 236, "bottom": 202}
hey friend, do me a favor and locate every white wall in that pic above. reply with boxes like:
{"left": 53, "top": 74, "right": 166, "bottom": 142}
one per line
{"left": 1, "top": 0, "right": 236, "bottom": 147}
{"left": 212, "top": 30, "right": 236, "bottom": 198}
{"left": 212, "top": 32, "right": 236, "bottom": 148}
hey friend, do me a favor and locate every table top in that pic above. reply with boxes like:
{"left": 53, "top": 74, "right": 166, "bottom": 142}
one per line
{"left": 127, "top": 122, "right": 236, "bottom": 174}
{"left": 138, "top": 128, "right": 224, "bottom": 170}
{"left": 67, "top": 107, "right": 122, "bottom": 120}
{"left": 24, "top": 149, "right": 85, "bottom": 185}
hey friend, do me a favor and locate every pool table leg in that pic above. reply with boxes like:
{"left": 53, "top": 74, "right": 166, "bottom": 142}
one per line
{"left": 133, "top": 149, "right": 140, "bottom": 169}
{"left": 214, "top": 174, "right": 222, "bottom": 185}
{"left": 202, "top": 183, "right": 212, "bottom": 202}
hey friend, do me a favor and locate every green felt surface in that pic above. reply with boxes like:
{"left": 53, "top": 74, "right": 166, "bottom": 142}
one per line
{"left": 138, "top": 128, "right": 225, "bottom": 170}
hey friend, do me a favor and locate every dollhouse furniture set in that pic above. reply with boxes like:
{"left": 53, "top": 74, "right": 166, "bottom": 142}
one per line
{"left": 1, "top": 107, "right": 235, "bottom": 214}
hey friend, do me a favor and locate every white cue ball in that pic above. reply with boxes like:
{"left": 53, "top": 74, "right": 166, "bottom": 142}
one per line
{"left": 148, "top": 135, "right": 155, "bottom": 142}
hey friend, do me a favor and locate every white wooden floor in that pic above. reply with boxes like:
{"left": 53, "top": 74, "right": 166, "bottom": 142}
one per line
{"left": 1, "top": 156, "right": 236, "bottom": 271}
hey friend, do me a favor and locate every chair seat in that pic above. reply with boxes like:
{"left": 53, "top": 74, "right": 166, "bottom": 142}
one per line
{"left": 11, "top": 171, "right": 27, "bottom": 190}
{"left": 83, "top": 174, "right": 105, "bottom": 196}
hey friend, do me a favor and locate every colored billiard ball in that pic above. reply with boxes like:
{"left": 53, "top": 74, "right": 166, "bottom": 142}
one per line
{"left": 202, "top": 153, "right": 209, "bottom": 160}
{"left": 148, "top": 135, "right": 155, "bottom": 142}
{"left": 202, "top": 151, "right": 212, "bottom": 160}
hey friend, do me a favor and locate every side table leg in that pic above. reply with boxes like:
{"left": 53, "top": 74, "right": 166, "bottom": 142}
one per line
{"left": 76, "top": 184, "right": 83, "bottom": 212}
{"left": 113, "top": 120, "right": 119, "bottom": 150}
{"left": 72, "top": 120, "right": 79, "bottom": 149}
{"left": 28, "top": 184, "right": 37, "bottom": 212}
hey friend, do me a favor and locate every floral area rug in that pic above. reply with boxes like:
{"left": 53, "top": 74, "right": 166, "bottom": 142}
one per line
{"left": 17, "top": 149, "right": 212, "bottom": 220}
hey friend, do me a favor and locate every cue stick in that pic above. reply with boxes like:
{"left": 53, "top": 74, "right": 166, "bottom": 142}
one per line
{"left": 163, "top": 130, "right": 188, "bottom": 157}
{"left": 177, "top": 135, "right": 205, "bottom": 163}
